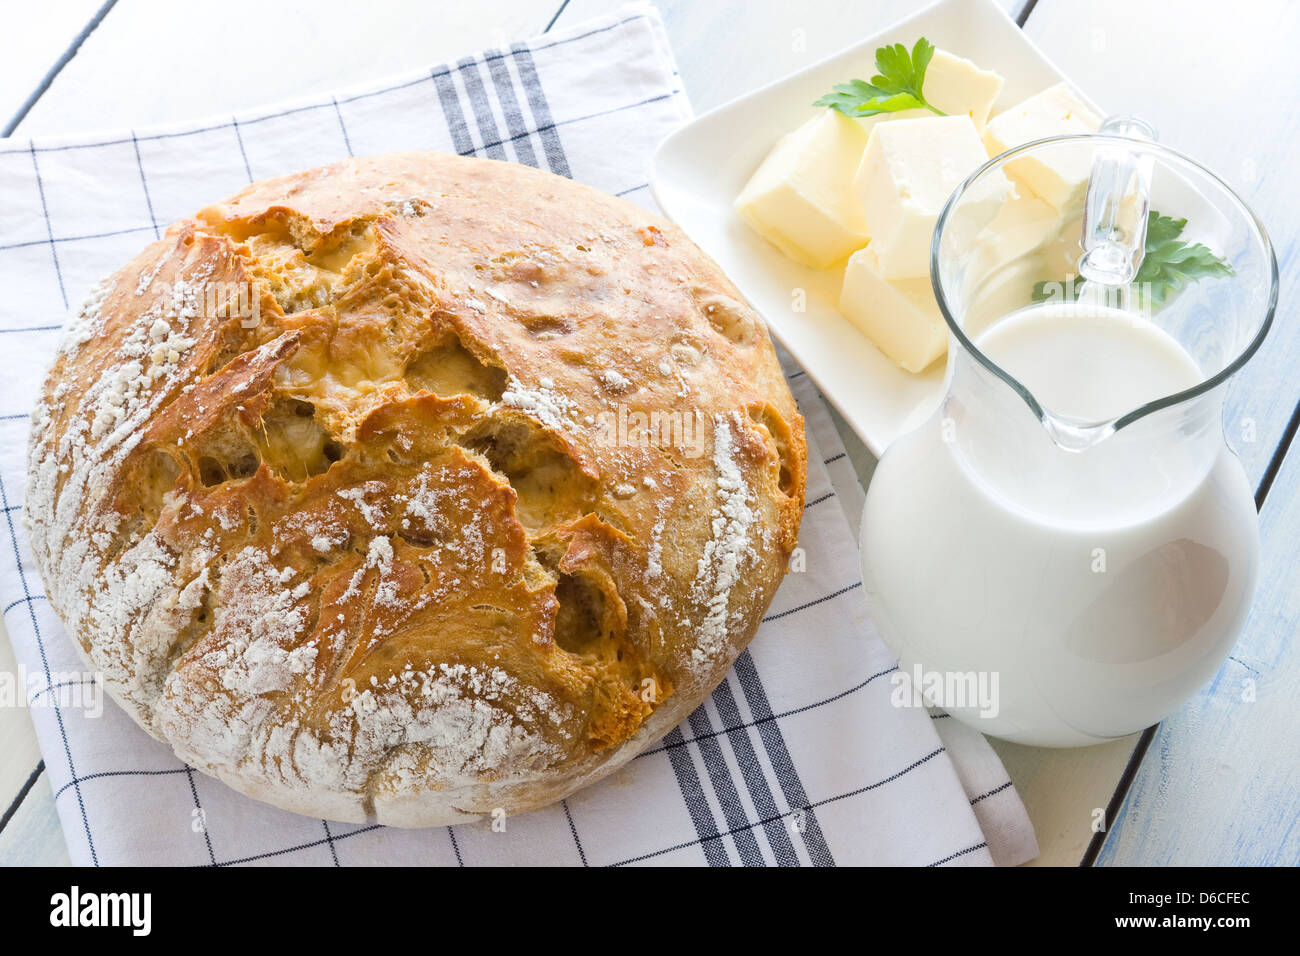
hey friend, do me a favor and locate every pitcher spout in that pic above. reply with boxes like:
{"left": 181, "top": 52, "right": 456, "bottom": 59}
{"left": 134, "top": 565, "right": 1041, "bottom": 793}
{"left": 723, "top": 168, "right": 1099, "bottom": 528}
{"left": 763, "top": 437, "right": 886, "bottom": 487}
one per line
{"left": 1040, "top": 412, "right": 1116, "bottom": 453}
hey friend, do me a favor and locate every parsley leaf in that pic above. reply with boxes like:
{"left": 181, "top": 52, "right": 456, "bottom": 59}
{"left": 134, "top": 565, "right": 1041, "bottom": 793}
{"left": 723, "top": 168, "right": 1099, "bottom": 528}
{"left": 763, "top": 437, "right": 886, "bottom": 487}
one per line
{"left": 813, "top": 38, "right": 946, "bottom": 118}
{"left": 1134, "top": 214, "right": 1235, "bottom": 304}
{"left": 1032, "top": 211, "right": 1233, "bottom": 306}
{"left": 1144, "top": 212, "right": 1188, "bottom": 245}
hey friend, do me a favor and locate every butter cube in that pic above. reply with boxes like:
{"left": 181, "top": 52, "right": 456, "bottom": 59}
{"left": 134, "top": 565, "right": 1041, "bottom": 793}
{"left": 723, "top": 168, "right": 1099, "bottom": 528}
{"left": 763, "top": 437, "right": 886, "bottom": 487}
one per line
{"left": 735, "top": 110, "right": 869, "bottom": 268}
{"left": 855, "top": 49, "right": 1005, "bottom": 137}
{"left": 983, "top": 83, "right": 1102, "bottom": 211}
{"left": 969, "top": 191, "right": 1061, "bottom": 280}
{"left": 963, "top": 196, "right": 1081, "bottom": 336}
{"left": 839, "top": 245, "right": 947, "bottom": 373}
{"left": 853, "top": 115, "right": 1012, "bottom": 280}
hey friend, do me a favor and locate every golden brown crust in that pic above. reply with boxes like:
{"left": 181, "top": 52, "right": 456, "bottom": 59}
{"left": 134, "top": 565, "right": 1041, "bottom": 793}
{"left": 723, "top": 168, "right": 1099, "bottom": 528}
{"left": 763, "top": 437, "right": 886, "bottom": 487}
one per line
{"left": 24, "top": 152, "right": 806, "bottom": 826}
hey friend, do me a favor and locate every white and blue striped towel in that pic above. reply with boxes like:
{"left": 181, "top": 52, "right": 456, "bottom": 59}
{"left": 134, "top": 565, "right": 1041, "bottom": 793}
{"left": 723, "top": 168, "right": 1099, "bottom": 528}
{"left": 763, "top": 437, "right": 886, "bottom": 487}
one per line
{"left": 0, "top": 4, "right": 1036, "bottom": 866}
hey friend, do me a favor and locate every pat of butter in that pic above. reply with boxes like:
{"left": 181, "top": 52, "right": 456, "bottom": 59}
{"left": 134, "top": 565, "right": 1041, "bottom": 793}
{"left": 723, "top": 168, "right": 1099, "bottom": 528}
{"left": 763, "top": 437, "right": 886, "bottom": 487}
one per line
{"left": 969, "top": 191, "right": 1060, "bottom": 280}
{"left": 735, "top": 110, "right": 869, "bottom": 268}
{"left": 855, "top": 49, "right": 1005, "bottom": 137}
{"left": 839, "top": 245, "right": 947, "bottom": 373}
{"left": 983, "top": 83, "right": 1101, "bottom": 211}
{"left": 853, "top": 115, "right": 1012, "bottom": 280}
{"left": 963, "top": 196, "right": 1081, "bottom": 337}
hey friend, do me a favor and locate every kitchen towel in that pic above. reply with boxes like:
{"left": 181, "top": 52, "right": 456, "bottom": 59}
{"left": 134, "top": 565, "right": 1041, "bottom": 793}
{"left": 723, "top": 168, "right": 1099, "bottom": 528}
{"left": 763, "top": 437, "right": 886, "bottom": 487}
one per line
{"left": 0, "top": 4, "right": 1036, "bottom": 866}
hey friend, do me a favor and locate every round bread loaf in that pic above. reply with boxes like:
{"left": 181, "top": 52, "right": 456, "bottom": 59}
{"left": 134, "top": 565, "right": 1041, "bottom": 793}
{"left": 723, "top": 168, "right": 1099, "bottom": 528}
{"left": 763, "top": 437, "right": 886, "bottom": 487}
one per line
{"left": 24, "top": 152, "right": 806, "bottom": 826}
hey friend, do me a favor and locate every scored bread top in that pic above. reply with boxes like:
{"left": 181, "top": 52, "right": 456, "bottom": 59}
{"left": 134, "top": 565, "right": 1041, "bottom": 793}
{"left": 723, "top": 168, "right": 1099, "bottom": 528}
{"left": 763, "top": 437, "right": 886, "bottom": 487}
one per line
{"left": 24, "top": 151, "right": 806, "bottom": 825}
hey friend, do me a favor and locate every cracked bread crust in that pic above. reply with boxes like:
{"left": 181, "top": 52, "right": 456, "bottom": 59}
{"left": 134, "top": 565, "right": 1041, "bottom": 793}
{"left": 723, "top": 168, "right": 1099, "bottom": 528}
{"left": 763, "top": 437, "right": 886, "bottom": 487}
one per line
{"left": 24, "top": 151, "right": 806, "bottom": 827}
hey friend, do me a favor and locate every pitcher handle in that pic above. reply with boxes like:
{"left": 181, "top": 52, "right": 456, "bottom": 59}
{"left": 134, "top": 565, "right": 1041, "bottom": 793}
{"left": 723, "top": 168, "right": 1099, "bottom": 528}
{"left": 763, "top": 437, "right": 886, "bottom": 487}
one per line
{"left": 1078, "top": 115, "right": 1158, "bottom": 289}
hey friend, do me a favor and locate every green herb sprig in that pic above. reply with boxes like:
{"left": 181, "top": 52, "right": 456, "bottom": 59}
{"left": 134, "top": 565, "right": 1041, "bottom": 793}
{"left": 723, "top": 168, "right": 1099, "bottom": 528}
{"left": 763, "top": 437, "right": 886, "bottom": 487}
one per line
{"left": 813, "top": 38, "right": 946, "bottom": 119}
{"left": 1135, "top": 213, "right": 1235, "bottom": 304}
{"left": 1032, "top": 212, "right": 1234, "bottom": 306}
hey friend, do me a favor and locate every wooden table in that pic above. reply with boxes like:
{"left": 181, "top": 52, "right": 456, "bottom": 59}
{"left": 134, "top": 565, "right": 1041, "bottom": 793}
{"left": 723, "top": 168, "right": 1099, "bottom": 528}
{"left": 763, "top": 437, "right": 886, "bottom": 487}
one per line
{"left": 1, "top": 0, "right": 1296, "bottom": 867}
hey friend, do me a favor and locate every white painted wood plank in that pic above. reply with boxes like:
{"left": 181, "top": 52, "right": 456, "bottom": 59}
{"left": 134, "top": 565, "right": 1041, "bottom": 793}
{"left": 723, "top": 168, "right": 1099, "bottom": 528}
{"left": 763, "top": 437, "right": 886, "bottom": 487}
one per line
{"left": 556, "top": 0, "right": 1027, "bottom": 114}
{"left": 0, "top": 768, "right": 70, "bottom": 866}
{"left": 990, "top": 735, "right": 1138, "bottom": 865}
{"left": 1024, "top": 0, "right": 1300, "bottom": 867}
{"left": 12, "top": 0, "right": 565, "bottom": 137}
{"left": 0, "top": 0, "right": 106, "bottom": 132}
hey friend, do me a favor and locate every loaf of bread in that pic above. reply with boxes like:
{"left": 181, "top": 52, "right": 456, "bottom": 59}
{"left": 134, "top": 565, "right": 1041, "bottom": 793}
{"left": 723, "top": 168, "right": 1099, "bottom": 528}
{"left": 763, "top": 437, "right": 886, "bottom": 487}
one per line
{"left": 25, "top": 152, "right": 806, "bottom": 826}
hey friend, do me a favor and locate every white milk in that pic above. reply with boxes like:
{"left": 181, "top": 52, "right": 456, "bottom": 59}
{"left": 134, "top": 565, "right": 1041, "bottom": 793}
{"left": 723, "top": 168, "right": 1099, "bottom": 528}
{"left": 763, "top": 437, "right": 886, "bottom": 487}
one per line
{"left": 860, "top": 302, "right": 1259, "bottom": 745}
{"left": 976, "top": 302, "right": 1203, "bottom": 421}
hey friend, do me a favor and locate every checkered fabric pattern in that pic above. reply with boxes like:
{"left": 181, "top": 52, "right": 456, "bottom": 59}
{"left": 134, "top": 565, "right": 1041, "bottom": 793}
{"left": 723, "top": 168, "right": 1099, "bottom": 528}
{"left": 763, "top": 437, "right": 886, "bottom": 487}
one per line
{"left": 0, "top": 4, "right": 1035, "bottom": 866}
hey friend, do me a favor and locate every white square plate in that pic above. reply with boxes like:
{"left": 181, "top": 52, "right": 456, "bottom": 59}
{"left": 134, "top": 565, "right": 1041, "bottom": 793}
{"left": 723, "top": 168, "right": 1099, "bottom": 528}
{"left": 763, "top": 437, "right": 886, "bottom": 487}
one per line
{"left": 648, "top": 0, "right": 1100, "bottom": 456}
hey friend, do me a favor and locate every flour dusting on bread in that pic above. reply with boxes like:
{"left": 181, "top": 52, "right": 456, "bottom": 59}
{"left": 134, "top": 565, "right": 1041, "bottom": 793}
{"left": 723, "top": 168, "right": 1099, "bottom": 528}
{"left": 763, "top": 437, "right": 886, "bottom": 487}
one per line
{"left": 691, "top": 415, "right": 759, "bottom": 664}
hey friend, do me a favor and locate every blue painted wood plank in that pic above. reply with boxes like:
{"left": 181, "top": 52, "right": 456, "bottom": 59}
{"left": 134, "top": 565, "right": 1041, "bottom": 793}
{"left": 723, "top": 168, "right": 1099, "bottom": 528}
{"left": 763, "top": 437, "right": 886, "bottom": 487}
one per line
{"left": 1023, "top": 0, "right": 1300, "bottom": 487}
{"left": 1097, "top": 427, "right": 1300, "bottom": 865}
{"left": 1025, "top": 0, "right": 1300, "bottom": 865}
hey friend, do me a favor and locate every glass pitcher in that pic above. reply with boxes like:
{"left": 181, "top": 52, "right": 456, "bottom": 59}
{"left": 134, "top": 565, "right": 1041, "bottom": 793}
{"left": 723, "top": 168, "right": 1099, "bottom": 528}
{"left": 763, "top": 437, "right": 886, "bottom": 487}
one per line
{"left": 859, "top": 131, "right": 1278, "bottom": 747}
